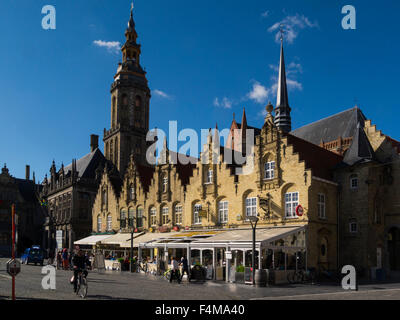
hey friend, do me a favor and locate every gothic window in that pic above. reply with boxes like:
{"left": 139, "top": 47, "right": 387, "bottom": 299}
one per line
{"left": 112, "top": 96, "right": 116, "bottom": 127}
{"left": 97, "top": 215, "right": 102, "bottom": 233}
{"left": 101, "top": 188, "right": 107, "bottom": 207}
{"left": 205, "top": 169, "right": 213, "bottom": 184}
{"left": 285, "top": 192, "right": 299, "bottom": 218}
{"left": 174, "top": 204, "right": 183, "bottom": 225}
{"left": 162, "top": 206, "right": 169, "bottom": 225}
{"left": 120, "top": 209, "right": 127, "bottom": 228}
{"left": 106, "top": 215, "right": 112, "bottom": 232}
{"left": 129, "top": 184, "right": 135, "bottom": 201}
{"left": 193, "top": 204, "right": 202, "bottom": 225}
{"left": 218, "top": 201, "right": 229, "bottom": 224}
{"left": 135, "top": 95, "right": 142, "bottom": 108}
{"left": 122, "top": 94, "right": 128, "bottom": 106}
{"left": 115, "top": 137, "right": 118, "bottom": 165}
{"left": 137, "top": 207, "right": 143, "bottom": 228}
{"left": 150, "top": 207, "right": 157, "bottom": 226}
{"left": 318, "top": 194, "right": 326, "bottom": 219}
{"left": 110, "top": 141, "right": 114, "bottom": 163}
{"left": 264, "top": 161, "right": 275, "bottom": 180}
{"left": 245, "top": 197, "right": 257, "bottom": 218}
{"left": 128, "top": 207, "right": 135, "bottom": 227}
{"left": 106, "top": 142, "right": 109, "bottom": 159}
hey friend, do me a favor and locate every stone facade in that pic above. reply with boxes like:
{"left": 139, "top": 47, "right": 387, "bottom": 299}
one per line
{"left": 0, "top": 164, "right": 45, "bottom": 256}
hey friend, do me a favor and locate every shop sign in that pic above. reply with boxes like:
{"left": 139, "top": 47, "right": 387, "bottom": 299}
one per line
{"left": 296, "top": 205, "right": 304, "bottom": 217}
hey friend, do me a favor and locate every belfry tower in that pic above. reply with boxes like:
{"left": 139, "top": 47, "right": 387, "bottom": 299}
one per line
{"left": 103, "top": 4, "right": 151, "bottom": 175}
{"left": 274, "top": 28, "right": 292, "bottom": 132}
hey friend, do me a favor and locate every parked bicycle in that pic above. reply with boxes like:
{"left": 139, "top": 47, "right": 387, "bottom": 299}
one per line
{"left": 287, "top": 269, "right": 316, "bottom": 284}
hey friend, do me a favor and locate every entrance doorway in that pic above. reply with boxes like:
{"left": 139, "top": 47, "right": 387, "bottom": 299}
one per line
{"left": 388, "top": 227, "right": 400, "bottom": 271}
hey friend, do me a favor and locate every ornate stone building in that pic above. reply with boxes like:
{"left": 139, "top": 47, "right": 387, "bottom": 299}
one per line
{"left": 87, "top": 6, "right": 400, "bottom": 279}
{"left": 40, "top": 135, "right": 111, "bottom": 251}
{"left": 0, "top": 164, "right": 45, "bottom": 256}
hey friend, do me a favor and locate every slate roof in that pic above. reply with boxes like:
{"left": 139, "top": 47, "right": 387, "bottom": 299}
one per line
{"left": 16, "top": 179, "right": 42, "bottom": 203}
{"left": 290, "top": 107, "right": 366, "bottom": 145}
{"left": 343, "top": 124, "right": 376, "bottom": 165}
{"left": 63, "top": 148, "right": 106, "bottom": 180}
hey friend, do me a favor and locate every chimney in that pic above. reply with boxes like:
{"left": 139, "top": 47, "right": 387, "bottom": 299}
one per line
{"left": 25, "top": 165, "right": 30, "bottom": 180}
{"left": 90, "top": 134, "right": 99, "bottom": 152}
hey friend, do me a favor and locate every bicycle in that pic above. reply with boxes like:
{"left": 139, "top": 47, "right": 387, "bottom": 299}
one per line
{"left": 164, "top": 269, "right": 181, "bottom": 283}
{"left": 75, "top": 269, "right": 88, "bottom": 298}
{"left": 287, "top": 269, "right": 316, "bottom": 284}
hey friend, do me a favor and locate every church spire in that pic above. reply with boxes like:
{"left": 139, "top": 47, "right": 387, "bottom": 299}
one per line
{"left": 274, "top": 25, "right": 292, "bottom": 132}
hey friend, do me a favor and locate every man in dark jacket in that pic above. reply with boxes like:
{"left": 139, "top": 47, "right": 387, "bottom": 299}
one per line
{"left": 72, "top": 250, "right": 89, "bottom": 292}
{"left": 180, "top": 256, "right": 190, "bottom": 282}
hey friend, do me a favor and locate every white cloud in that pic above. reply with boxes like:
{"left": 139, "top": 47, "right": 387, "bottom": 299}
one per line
{"left": 213, "top": 97, "right": 232, "bottom": 109}
{"left": 154, "top": 89, "right": 172, "bottom": 100}
{"left": 248, "top": 82, "right": 269, "bottom": 104}
{"left": 93, "top": 40, "right": 121, "bottom": 53}
{"left": 261, "top": 11, "right": 270, "bottom": 18}
{"left": 268, "top": 14, "right": 318, "bottom": 44}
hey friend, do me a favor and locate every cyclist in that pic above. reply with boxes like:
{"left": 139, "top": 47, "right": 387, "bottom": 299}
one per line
{"left": 72, "top": 249, "right": 89, "bottom": 293}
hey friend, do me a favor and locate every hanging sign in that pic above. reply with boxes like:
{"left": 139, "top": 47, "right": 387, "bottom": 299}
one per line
{"left": 296, "top": 205, "right": 304, "bottom": 217}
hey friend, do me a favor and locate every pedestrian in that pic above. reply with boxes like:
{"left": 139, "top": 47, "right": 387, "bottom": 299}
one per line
{"left": 62, "top": 248, "right": 69, "bottom": 270}
{"left": 180, "top": 256, "right": 190, "bottom": 282}
{"left": 170, "top": 256, "right": 181, "bottom": 284}
{"left": 57, "top": 251, "right": 62, "bottom": 269}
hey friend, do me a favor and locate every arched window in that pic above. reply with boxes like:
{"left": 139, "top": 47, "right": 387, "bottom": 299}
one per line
{"left": 218, "top": 200, "right": 229, "bottom": 224}
{"left": 137, "top": 207, "right": 143, "bottom": 228}
{"left": 101, "top": 188, "right": 107, "bottom": 207}
{"left": 193, "top": 203, "right": 202, "bottom": 225}
{"left": 174, "top": 204, "right": 183, "bottom": 225}
{"left": 129, "top": 184, "right": 135, "bottom": 201}
{"left": 162, "top": 206, "right": 169, "bottom": 225}
{"left": 150, "top": 207, "right": 157, "bottom": 226}
{"left": 245, "top": 197, "right": 257, "bottom": 218}
{"left": 110, "top": 140, "right": 114, "bottom": 163}
{"left": 115, "top": 137, "right": 118, "bottom": 165}
{"left": 106, "top": 214, "right": 112, "bottom": 232}
{"left": 128, "top": 207, "right": 135, "bottom": 227}
{"left": 135, "top": 95, "right": 142, "bottom": 108}
{"left": 120, "top": 208, "right": 127, "bottom": 228}
{"left": 122, "top": 94, "right": 128, "bottom": 106}
{"left": 97, "top": 215, "right": 102, "bottom": 233}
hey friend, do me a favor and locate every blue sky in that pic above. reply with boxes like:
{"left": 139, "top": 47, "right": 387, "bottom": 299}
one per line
{"left": 0, "top": 0, "right": 399, "bottom": 180}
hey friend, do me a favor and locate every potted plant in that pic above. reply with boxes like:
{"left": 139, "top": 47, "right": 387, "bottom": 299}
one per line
{"left": 234, "top": 265, "right": 245, "bottom": 283}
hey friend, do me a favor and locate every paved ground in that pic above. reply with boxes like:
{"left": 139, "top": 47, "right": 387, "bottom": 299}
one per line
{"left": 1, "top": 258, "right": 400, "bottom": 300}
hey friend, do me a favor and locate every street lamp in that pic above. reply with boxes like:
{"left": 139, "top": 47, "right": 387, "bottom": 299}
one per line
{"left": 119, "top": 216, "right": 136, "bottom": 273}
{"left": 248, "top": 215, "right": 259, "bottom": 286}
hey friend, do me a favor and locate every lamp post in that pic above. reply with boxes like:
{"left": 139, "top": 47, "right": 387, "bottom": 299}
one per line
{"left": 248, "top": 215, "right": 259, "bottom": 286}
{"left": 122, "top": 216, "right": 136, "bottom": 273}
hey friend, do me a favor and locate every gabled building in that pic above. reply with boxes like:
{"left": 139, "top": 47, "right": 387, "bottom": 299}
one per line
{"left": 41, "top": 135, "right": 108, "bottom": 250}
{"left": 0, "top": 164, "right": 45, "bottom": 256}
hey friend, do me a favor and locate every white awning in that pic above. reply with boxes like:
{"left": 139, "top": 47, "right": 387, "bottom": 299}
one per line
{"left": 100, "top": 232, "right": 144, "bottom": 246}
{"left": 74, "top": 235, "right": 113, "bottom": 246}
{"left": 190, "top": 225, "right": 306, "bottom": 249}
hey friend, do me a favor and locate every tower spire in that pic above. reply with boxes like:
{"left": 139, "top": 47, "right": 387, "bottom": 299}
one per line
{"left": 274, "top": 25, "right": 292, "bottom": 132}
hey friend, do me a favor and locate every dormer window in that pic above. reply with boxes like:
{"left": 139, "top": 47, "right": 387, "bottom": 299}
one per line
{"left": 264, "top": 161, "right": 275, "bottom": 180}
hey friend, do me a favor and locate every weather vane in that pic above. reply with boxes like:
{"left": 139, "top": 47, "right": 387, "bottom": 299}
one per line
{"left": 279, "top": 24, "right": 285, "bottom": 42}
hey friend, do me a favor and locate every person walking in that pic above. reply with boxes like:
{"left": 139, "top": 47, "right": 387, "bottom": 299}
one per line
{"left": 180, "top": 256, "right": 190, "bottom": 282}
{"left": 62, "top": 248, "right": 69, "bottom": 270}
{"left": 170, "top": 256, "right": 181, "bottom": 284}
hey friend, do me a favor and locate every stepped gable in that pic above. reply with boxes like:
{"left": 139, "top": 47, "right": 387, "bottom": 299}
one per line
{"left": 285, "top": 133, "right": 344, "bottom": 180}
